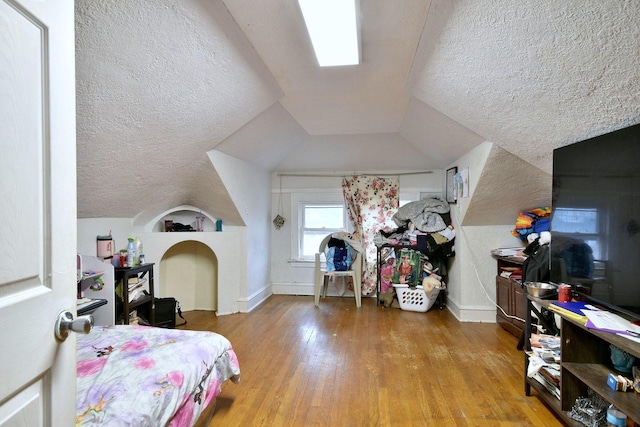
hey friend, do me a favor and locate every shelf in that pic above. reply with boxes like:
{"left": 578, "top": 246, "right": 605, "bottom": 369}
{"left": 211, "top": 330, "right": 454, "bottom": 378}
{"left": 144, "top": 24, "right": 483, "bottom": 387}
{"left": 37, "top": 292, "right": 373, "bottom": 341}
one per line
{"left": 128, "top": 294, "right": 151, "bottom": 309}
{"left": 525, "top": 294, "right": 640, "bottom": 425}
{"left": 76, "top": 255, "right": 115, "bottom": 325}
{"left": 78, "top": 271, "right": 104, "bottom": 283}
{"left": 525, "top": 378, "right": 575, "bottom": 423}
{"left": 528, "top": 378, "right": 583, "bottom": 425}
{"left": 77, "top": 298, "right": 107, "bottom": 315}
{"left": 563, "top": 362, "right": 640, "bottom": 422}
{"left": 115, "top": 263, "right": 155, "bottom": 326}
{"left": 566, "top": 317, "right": 640, "bottom": 358}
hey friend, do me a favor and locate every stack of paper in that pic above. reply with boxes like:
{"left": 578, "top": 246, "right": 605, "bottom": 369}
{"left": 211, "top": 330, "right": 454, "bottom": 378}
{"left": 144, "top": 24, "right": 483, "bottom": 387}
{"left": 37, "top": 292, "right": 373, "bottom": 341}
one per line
{"left": 492, "top": 247, "right": 525, "bottom": 257}
{"left": 551, "top": 302, "right": 640, "bottom": 342}
{"left": 128, "top": 278, "right": 147, "bottom": 302}
{"left": 527, "top": 333, "right": 561, "bottom": 400}
{"left": 583, "top": 310, "right": 640, "bottom": 342}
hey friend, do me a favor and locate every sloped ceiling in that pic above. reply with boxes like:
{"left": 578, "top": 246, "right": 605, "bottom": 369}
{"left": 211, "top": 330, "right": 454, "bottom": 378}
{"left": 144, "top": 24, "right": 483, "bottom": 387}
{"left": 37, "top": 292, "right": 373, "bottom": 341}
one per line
{"left": 409, "top": 0, "right": 640, "bottom": 173}
{"left": 462, "top": 145, "right": 552, "bottom": 226}
{"left": 75, "top": 0, "right": 640, "bottom": 222}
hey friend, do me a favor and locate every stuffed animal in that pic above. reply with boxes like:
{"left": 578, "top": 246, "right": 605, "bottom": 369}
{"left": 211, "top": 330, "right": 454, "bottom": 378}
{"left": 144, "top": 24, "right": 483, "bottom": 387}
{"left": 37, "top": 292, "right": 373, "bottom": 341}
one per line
{"left": 422, "top": 276, "right": 441, "bottom": 292}
{"left": 421, "top": 261, "right": 442, "bottom": 291}
{"left": 378, "top": 288, "right": 395, "bottom": 308}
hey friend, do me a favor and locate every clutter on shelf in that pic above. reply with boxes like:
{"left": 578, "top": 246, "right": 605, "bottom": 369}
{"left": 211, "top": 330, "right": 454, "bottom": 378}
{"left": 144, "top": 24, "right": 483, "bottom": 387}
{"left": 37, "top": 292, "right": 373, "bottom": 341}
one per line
{"left": 526, "top": 333, "right": 561, "bottom": 400}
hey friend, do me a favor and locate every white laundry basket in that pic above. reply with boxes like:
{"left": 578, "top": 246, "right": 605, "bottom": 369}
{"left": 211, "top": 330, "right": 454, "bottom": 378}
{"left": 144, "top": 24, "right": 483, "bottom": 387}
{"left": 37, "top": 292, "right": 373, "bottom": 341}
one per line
{"left": 393, "top": 284, "right": 440, "bottom": 312}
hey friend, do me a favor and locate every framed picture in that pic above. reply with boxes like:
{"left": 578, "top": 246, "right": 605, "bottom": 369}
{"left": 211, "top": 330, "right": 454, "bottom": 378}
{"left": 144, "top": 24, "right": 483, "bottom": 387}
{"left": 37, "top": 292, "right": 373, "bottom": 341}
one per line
{"left": 446, "top": 167, "right": 457, "bottom": 204}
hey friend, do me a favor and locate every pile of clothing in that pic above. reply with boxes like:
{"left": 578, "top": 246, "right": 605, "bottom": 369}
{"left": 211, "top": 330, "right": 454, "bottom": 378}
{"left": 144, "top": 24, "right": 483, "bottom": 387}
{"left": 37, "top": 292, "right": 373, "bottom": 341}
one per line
{"left": 512, "top": 207, "right": 551, "bottom": 240}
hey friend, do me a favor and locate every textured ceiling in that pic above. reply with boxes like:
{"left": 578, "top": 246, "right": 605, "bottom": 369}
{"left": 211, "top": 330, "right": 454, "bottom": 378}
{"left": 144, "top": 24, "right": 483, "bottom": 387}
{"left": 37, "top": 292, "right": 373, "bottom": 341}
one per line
{"left": 409, "top": 0, "right": 640, "bottom": 173}
{"left": 75, "top": 0, "right": 640, "bottom": 221}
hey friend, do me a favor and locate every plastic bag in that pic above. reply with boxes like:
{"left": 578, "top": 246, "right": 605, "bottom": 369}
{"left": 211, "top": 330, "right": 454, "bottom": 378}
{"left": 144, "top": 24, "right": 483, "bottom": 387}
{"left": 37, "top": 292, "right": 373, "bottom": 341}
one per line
{"left": 326, "top": 245, "right": 353, "bottom": 271}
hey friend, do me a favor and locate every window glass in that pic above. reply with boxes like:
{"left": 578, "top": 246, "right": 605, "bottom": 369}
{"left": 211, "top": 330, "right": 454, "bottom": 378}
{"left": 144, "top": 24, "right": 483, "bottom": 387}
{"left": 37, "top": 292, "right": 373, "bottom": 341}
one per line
{"left": 300, "top": 203, "right": 346, "bottom": 259}
{"left": 553, "top": 207, "right": 602, "bottom": 259}
{"left": 553, "top": 208, "right": 598, "bottom": 234}
{"left": 304, "top": 204, "right": 344, "bottom": 228}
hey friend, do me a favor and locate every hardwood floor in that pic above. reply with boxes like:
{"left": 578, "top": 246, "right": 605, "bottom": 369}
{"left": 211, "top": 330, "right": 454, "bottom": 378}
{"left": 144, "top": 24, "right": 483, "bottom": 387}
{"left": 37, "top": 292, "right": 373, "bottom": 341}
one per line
{"left": 178, "top": 295, "right": 562, "bottom": 426}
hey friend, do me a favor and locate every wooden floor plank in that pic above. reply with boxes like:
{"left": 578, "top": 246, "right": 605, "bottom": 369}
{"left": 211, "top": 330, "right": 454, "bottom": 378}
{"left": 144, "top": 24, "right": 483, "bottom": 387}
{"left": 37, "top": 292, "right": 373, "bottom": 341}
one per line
{"left": 178, "top": 295, "right": 563, "bottom": 426}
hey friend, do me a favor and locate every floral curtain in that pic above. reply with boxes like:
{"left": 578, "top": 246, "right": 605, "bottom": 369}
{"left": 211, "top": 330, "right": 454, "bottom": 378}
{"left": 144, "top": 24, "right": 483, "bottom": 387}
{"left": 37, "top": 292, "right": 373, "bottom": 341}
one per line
{"left": 342, "top": 176, "right": 399, "bottom": 295}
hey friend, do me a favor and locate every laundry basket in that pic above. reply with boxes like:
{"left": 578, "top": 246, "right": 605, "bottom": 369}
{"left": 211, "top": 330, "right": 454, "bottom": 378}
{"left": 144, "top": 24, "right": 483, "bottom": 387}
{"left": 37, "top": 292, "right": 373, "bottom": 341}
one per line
{"left": 393, "top": 284, "right": 439, "bottom": 312}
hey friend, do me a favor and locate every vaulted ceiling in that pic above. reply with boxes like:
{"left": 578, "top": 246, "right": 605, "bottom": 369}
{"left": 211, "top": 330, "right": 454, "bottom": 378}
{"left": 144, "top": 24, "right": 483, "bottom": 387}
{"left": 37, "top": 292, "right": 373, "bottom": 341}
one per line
{"left": 75, "top": 0, "right": 640, "bottom": 221}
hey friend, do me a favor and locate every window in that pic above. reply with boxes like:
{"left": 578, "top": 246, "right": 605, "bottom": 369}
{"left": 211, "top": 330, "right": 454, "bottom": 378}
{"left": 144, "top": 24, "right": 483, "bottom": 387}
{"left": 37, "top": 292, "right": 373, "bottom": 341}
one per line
{"left": 553, "top": 207, "right": 603, "bottom": 259}
{"left": 299, "top": 202, "right": 347, "bottom": 259}
{"left": 288, "top": 188, "right": 426, "bottom": 263}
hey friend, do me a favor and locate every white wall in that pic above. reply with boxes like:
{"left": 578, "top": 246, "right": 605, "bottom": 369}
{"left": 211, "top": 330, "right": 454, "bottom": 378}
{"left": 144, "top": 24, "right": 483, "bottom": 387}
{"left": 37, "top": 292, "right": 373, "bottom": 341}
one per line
{"left": 138, "top": 230, "right": 242, "bottom": 315}
{"left": 446, "top": 142, "right": 549, "bottom": 322}
{"left": 447, "top": 224, "right": 522, "bottom": 322}
{"left": 77, "top": 218, "right": 245, "bottom": 315}
{"left": 78, "top": 150, "right": 273, "bottom": 316}
{"left": 209, "top": 150, "right": 272, "bottom": 311}
{"left": 78, "top": 218, "right": 134, "bottom": 257}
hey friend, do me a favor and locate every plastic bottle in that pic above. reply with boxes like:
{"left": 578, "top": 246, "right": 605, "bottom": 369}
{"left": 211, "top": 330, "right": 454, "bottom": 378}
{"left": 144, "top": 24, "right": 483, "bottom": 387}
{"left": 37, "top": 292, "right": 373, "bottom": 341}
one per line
{"left": 127, "top": 238, "right": 136, "bottom": 267}
{"left": 134, "top": 237, "right": 143, "bottom": 265}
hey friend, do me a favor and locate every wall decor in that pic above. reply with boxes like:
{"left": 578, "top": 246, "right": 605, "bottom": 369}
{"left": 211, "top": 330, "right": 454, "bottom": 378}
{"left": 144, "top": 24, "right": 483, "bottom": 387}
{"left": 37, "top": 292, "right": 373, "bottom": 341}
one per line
{"left": 446, "top": 167, "right": 457, "bottom": 204}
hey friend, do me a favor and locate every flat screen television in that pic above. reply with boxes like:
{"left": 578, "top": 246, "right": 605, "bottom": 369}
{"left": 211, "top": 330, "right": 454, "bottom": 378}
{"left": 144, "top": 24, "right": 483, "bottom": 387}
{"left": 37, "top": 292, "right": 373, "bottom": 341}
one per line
{"left": 550, "top": 123, "right": 640, "bottom": 321}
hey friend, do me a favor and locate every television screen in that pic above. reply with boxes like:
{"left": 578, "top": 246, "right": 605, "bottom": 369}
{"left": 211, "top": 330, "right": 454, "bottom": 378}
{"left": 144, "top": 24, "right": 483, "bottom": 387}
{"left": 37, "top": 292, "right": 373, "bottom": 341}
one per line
{"left": 550, "top": 123, "right": 640, "bottom": 320}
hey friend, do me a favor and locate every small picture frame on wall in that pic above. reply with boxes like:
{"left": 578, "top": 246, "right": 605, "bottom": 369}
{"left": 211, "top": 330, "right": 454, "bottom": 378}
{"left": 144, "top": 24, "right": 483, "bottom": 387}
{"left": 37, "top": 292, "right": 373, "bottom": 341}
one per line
{"left": 446, "top": 167, "right": 457, "bottom": 204}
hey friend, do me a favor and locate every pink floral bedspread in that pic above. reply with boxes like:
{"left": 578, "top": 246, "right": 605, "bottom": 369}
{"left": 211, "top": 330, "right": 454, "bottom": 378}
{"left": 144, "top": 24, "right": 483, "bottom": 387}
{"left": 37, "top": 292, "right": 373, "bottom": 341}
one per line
{"left": 76, "top": 325, "right": 240, "bottom": 426}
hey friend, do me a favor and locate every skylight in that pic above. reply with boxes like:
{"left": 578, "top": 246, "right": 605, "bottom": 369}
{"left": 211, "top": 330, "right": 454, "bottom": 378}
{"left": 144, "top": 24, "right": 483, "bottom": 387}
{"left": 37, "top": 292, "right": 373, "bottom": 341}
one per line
{"left": 298, "top": 0, "right": 360, "bottom": 67}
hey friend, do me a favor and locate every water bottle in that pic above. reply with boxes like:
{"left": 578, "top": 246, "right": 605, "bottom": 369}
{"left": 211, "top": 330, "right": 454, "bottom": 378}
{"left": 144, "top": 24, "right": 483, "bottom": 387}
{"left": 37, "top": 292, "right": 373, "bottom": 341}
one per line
{"left": 127, "top": 238, "right": 136, "bottom": 267}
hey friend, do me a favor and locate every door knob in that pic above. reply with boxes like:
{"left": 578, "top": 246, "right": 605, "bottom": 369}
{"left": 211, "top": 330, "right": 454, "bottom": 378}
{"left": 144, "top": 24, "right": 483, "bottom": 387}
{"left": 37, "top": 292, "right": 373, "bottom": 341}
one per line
{"left": 54, "top": 310, "right": 94, "bottom": 341}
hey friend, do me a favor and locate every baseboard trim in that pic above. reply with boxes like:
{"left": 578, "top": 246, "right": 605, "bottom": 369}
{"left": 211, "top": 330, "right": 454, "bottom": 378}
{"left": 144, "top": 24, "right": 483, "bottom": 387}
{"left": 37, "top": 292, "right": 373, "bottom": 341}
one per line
{"left": 272, "top": 282, "right": 360, "bottom": 298}
{"left": 445, "top": 297, "right": 495, "bottom": 323}
{"left": 232, "top": 283, "right": 272, "bottom": 314}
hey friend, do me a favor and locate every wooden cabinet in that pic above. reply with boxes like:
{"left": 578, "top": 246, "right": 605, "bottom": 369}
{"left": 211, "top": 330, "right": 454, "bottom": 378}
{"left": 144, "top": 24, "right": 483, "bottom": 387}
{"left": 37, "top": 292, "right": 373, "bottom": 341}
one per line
{"left": 115, "top": 263, "right": 155, "bottom": 325}
{"left": 525, "top": 297, "right": 640, "bottom": 425}
{"left": 494, "top": 256, "right": 526, "bottom": 337}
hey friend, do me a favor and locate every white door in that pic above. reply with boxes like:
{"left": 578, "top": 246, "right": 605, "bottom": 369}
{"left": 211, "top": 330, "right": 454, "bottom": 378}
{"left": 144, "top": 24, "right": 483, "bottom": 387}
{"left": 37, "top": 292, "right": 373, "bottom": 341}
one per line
{"left": 0, "top": 0, "right": 77, "bottom": 425}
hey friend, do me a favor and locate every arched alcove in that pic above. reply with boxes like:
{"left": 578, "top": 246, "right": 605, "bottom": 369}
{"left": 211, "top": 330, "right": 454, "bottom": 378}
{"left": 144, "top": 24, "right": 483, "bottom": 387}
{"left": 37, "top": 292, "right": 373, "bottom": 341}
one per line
{"left": 159, "top": 241, "right": 218, "bottom": 312}
{"left": 134, "top": 204, "right": 245, "bottom": 315}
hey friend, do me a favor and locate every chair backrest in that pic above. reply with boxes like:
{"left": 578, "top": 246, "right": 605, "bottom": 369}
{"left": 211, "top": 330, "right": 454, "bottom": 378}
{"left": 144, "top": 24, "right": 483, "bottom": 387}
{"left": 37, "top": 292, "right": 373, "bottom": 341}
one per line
{"left": 351, "top": 251, "right": 363, "bottom": 277}
{"left": 318, "top": 233, "right": 362, "bottom": 254}
{"left": 318, "top": 234, "right": 334, "bottom": 254}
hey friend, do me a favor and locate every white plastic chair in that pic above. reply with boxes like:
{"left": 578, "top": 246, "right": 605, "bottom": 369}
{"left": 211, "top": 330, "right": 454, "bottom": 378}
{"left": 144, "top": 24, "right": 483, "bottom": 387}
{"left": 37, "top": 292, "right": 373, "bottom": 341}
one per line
{"left": 314, "top": 234, "right": 362, "bottom": 308}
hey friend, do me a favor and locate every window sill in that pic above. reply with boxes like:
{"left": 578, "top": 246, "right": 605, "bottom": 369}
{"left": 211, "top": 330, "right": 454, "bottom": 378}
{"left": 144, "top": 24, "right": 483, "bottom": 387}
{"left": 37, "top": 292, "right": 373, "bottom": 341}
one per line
{"left": 288, "top": 259, "right": 318, "bottom": 268}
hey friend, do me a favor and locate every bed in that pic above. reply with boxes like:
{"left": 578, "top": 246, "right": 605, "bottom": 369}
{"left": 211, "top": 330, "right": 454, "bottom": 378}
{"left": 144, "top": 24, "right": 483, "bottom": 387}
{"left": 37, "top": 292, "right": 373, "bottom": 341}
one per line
{"left": 76, "top": 325, "right": 240, "bottom": 426}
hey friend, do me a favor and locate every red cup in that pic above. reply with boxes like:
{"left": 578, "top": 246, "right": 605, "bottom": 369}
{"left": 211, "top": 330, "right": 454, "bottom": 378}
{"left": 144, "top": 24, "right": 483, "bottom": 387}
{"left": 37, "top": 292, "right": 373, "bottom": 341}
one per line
{"left": 558, "top": 284, "right": 571, "bottom": 302}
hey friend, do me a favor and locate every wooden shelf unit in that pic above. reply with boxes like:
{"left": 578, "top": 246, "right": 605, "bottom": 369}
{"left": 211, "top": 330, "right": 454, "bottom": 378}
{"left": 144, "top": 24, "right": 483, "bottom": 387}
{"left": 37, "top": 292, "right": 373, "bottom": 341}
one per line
{"left": 525, "top": 297, "right": 640, "bottom": 425}
{"left": 77, "top": 254, "right": 115, "bottom": 325}
{"left": 115, "top": 263, "right": 155, "bottom": 325}
{"left": 494, "top": 255, "right": 526, "bottom": 337}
